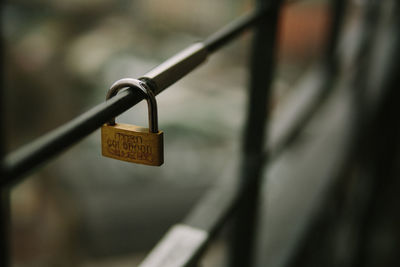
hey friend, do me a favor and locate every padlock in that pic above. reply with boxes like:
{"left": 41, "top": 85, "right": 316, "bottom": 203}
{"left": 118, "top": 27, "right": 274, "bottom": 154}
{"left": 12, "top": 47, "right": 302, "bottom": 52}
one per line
{"left": 101, "top": 78, "right": 164, "bottom": 166}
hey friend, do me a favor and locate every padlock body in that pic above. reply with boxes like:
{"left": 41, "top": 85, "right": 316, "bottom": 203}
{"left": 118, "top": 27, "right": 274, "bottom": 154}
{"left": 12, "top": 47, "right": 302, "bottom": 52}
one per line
{"left": 101, "top": 123, "right": 163, "bottom": 166}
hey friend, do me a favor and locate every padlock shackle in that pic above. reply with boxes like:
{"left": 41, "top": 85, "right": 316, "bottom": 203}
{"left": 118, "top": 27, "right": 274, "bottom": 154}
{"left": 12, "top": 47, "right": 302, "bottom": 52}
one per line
{"left": 106, "top": 78, "right": 159, "bottom": 133}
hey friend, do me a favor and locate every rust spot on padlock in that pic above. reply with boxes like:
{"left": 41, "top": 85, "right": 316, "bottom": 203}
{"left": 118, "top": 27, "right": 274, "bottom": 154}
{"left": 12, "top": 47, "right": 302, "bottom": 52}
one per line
{"left": 101, "top": 78, "right": 164, "bottom": 166}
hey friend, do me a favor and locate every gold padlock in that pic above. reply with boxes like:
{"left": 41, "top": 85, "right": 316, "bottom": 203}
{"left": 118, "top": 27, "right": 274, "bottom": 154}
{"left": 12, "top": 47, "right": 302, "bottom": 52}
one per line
{"left": 101, "top": 78, "right": 164, "bottom": 166}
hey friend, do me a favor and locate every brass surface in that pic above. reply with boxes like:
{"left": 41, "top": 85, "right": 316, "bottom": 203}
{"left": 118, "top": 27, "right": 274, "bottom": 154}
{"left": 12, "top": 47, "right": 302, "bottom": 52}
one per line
{"left": 101, "top": 123, "right": 164, "bottom": 166}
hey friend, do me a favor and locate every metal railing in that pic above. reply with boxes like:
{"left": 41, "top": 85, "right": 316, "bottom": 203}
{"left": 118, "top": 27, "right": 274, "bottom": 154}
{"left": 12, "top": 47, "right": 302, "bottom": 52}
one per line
{"left": 0, "top": 0, "right": 336, "bottom": 266}
{"left": 0, "top": 0, "right": 343, "bottom": 266}
{"left": 4, "top": 0, "right": 399, "bottom": 266}
{"left": 0, "top": 1, "right": 283, "bottom": 265}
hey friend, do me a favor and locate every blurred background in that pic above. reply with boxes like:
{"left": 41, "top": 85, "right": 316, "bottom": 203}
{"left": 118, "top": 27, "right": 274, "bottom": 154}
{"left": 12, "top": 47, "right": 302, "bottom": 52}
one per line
{"left": 2, "top": 0, "right": 400, "bottom": 266}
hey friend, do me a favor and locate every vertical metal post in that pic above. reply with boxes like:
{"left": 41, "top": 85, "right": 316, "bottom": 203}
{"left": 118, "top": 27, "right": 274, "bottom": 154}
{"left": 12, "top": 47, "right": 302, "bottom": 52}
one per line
{"left": 0, "top": 90, "right": 10, "bottom": 266}
{"left": 0, "top": 0, "right": 11, "bottom": 264}
{"left": 0, "top": 190, "right": 10, "bottom": 267}
{"left": 352, "top": 2, "right": 400, "bottom": 266}
{"left": 228, "top": 1, "right": 281, "bottom": 266}
{"left": 325, "top": 0, "right": 346, "bottom": 75}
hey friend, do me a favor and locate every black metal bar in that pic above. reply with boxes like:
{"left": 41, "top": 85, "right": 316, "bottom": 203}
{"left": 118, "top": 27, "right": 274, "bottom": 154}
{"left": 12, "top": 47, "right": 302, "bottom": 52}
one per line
{"left": 0, "top": 0, "right": 11, "bottom": 263}
{"left": 1, "top": 89, "right": 139, "bottom": 186}
{"left": 141, "top": 43, "right": 207, "bottom": 92}
{"left": 325, "top": 0, "right": 346, "bottom": 72}
{"left": 353, "top": 5, "right": 400, "bottom": 264}
{"left": 203, "top": 7, "right": 270, "bottom": 53}
{"left": 0, "top": 190, "right": 10, "bottom": 267}
{"left": 349, "top": 1, "right": 400, "bottom": 266}
{"left": 0, "top": 7, "right": 271, "bottom": 188}
{"left": 0, "top": 92, "right": 11, "bottom": 266}
{"left": 228, "top": 0, "right": 282, "bottom": 266}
